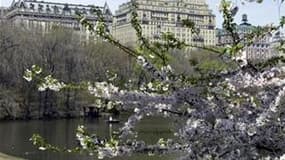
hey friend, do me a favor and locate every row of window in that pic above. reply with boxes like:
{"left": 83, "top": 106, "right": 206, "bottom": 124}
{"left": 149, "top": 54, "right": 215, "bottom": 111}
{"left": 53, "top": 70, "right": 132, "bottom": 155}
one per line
{"left": 17, "top": 2, "right": 101, "bottom": 16}
{"left": 138, "top": 1, "right": 207, "bottom": 10}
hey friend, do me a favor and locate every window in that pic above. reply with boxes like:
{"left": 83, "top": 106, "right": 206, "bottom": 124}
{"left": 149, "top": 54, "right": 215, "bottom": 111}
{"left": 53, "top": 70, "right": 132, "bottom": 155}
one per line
{"left": 30, "top": 3, "right": 34, "bottom": 10}
{"left": 46, "top": 5, "right": 51, "bottom": 13}
{"left": 38, "top": 4, "right": 43, "bottom": 12}
{"left": 53, "top": 5, "right": 59, "bottom": 14}
{"left": 63, "top": 4, "right": 71, "bottom": 15}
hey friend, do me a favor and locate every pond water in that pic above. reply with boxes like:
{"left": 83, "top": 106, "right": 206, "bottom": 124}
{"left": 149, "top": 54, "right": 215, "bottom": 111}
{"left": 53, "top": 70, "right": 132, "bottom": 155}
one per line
{"left": 0, "top": 114, "right": 178, "bottom": 160}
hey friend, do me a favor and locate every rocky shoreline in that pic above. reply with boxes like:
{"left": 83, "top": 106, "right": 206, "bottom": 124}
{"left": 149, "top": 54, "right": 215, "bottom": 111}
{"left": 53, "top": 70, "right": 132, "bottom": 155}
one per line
{"left": 0, "top": 95, "right": 119, "bottom": 121}
{"left": 0, "top": 152, "right": 25, "bottom": 160}
{"left": 0, "top": 104, "right": 117, "bottom": 121}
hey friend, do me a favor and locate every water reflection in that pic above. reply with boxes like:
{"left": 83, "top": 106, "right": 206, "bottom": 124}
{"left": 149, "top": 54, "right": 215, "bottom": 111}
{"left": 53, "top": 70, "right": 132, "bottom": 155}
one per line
{"left": 0, "top": 115, "right": 177, "bottom": 160}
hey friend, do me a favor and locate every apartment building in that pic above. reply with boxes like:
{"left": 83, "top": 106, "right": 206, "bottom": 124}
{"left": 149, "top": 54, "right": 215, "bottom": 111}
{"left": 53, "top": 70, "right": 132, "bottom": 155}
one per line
{"left": 3, "top": 0, "right": 112, "bottom": 37}
{"left": 112, "top": 0, "right": 216, "bottom": 47}
{"left": 217, "top": 14, "right": 284, "bottom": 61}
{"left": 244, "top": 31, "right": 283, "bottom": 61}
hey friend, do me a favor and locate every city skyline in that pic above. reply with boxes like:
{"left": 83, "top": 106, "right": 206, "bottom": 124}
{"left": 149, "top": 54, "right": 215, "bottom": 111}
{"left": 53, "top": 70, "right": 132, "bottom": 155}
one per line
{"left": 1, "top": 0, "right": 284, "bottom": 28}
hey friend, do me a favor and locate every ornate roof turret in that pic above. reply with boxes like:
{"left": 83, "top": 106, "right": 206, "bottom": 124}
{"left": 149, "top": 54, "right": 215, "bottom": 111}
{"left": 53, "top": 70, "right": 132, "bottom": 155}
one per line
{"left": 240, "top": 14, "right": 251, "bottom": 26}
{"left": 103, "top": 2, "right": 112, "bottom": 16}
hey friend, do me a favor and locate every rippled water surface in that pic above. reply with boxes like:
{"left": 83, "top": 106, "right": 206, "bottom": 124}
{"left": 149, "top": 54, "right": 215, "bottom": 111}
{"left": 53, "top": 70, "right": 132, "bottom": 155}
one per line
{"left": 0, "top": 115, "right": 178, "bottom": 160}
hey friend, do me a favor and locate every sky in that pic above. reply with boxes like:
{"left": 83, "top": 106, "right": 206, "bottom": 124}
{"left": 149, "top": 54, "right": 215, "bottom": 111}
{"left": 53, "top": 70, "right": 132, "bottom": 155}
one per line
{"left": 0, "top": 0, "right": 284, "bottom": 28}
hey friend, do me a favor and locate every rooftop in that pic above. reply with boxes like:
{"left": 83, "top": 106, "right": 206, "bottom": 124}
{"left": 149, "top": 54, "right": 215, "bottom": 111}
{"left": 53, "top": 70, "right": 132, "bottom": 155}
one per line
{"left": 6, "top": 0, "right": 112, "bottom": 17}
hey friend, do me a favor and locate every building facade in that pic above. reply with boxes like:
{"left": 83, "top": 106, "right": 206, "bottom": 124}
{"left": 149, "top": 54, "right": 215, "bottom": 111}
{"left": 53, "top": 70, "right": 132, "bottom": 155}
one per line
{"left": 3, "top": 0, "right": 112, "bottom": 36}
{"left": 0, "top": 7, "right": 7, "bottom": 22}
{"left": 247, "top": 31, "right": 285, "bottom": 61}
{"left": 112, "top": 0, "right": 216, "bottom": 47}
{"left": 217, "top": 14, "right": 284, "bottom": 61}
